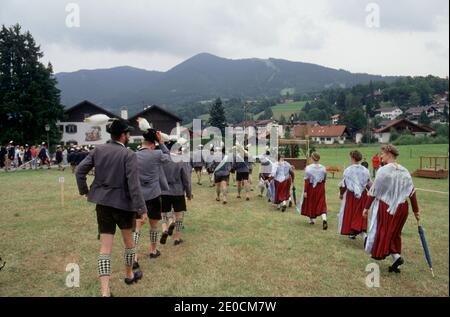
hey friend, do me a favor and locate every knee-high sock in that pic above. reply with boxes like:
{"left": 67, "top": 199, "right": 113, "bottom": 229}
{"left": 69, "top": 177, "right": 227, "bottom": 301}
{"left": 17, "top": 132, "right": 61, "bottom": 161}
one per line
{"left": 237, "top": 183, "right": 242, "bottom": 195}
{"left": 322, "top": 213, "right": 327, "bottom": 221}
{"left": 391, "top": 253, "right": 401, "bottom": 264}
{"left": 150, "top": 229, "right": 158, "bottom": 244}
{"left": 161, "top": 213, "right": 168, "bottom": 227}
{"left": 124, "top": 248, "right": 136, "bottom": 268}
{"left": 133, "top": 231, "right": 141, "bottom": 247}
{"left": 98, "top": 254, "right": 112, "bottom": 277}
{"left": 175, "top": 217, "right": 184, "bottom": 233}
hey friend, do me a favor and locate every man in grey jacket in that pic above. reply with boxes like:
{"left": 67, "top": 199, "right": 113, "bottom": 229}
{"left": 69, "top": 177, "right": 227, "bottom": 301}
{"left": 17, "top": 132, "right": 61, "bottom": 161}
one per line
{"left": 134, "top": 128, "right": 171, "bottom": 265}
{"left": 76, "top": 119, "right": 147, "bottom": 297}
{"left": 160, "top": 140, "right": 193, "bottom": 246}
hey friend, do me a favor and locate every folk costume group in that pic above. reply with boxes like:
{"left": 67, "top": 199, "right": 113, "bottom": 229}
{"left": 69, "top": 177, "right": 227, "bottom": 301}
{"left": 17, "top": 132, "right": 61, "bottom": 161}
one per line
{"left": 75, "top": 116, "right": 420, "bottom": 296}
{"left": 76, "top": 118, "right": 192, "bottom": 297}
{"left": 200, "top": 143, "right": 421, "bottom": 276}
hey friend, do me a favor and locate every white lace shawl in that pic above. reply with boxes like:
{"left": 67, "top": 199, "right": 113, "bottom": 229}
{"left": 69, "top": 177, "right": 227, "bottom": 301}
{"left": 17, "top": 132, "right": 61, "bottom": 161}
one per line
{"left": 368, "top": 163, "right": 414, "bottom": 215}
{"left": 340, "top": 164, "right": 371, "bottom": 199}
{"left": 304, "top": 164, "right": 327, "bottom": 188}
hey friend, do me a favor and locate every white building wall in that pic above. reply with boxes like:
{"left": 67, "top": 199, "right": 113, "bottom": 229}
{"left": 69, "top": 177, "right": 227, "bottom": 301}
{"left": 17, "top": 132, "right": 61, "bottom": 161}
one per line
{"left": 58, "top": 121, "right": 110, "bottom": 146}
{"left": 374, "top": 132, "right": 391, "bottom": 143}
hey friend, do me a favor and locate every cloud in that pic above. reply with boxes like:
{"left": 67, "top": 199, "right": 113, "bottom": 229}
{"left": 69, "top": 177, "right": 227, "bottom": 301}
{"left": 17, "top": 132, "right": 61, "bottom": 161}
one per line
{"left": 328, "top": 0, "right": 449, "bottom": 32}
{"left": 0, "top": 0, "right": 447, "bottom": 77}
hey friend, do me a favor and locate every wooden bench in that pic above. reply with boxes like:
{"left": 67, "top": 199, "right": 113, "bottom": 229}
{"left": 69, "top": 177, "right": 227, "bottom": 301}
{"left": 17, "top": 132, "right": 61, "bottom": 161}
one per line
{"left": 326, "top": 166, "right": 341, "bottom": 179}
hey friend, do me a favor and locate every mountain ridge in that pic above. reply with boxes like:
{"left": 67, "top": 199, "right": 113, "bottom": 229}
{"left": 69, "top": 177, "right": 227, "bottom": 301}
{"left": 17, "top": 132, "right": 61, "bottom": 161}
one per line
{"left": 55, "top": 53, "right": 398, "bottom": 113}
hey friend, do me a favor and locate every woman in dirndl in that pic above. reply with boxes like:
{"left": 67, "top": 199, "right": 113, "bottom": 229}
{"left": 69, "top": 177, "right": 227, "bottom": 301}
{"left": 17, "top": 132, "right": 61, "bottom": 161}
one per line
{"left": 337, "top": 150, "right": 371, "bottom": 240}
{"left": 363, "top": 144, "right": 420, "bottom": 273}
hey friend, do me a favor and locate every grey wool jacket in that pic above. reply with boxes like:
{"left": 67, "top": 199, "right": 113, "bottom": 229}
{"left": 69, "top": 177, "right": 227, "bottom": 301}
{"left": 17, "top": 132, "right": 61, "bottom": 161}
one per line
{"left": 76, "top": 141, "right": 147, "bottom": 214}
{"left": 136, "top": 144, "right": 171, "bottom": 201}
{"left": 161, "top": 156, "right": 193, "bottom": 198}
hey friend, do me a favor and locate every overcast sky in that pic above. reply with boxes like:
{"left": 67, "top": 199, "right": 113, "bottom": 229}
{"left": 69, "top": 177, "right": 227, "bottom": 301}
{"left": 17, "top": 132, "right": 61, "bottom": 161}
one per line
{"left": 1, "top": 0, "right": 448, "bottom": 77}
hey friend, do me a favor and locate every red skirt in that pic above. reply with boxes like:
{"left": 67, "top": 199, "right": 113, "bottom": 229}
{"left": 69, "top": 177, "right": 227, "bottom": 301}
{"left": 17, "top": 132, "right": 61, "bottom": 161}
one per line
{"left": 274, "top": 179, "right": 291, "bottom": 203}
{"left": 340, "top": 191, "right": 368, "bottom": 235}
{"left": 301, "top": 180, "right": 327, "bottom": 218}
{"left": 371, "top": 200, "right": 409, "bottom": 260}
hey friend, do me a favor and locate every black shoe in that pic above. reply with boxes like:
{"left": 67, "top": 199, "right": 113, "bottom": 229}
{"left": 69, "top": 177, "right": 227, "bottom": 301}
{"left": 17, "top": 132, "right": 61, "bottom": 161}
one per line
{"left": 237, "top": 195, "right": 241, "bottom": 199}
{"left": 288, "top": 201, "right": 293, "bottom": 208}
{"left": 246, "top": 197, "right": 250, "bottom": 201}
{"left": 124, "top": 270, "right": 143, "bottom": 285}
{"left": 281, "top": 205, "right": 286, "bottom": 212}
{"left": 389, "top": 257, "right": 404, "bottom": 273}
{"left": 349, "top": 235, "right": 356, "bottom": 240}
{"left": 168, "top": 223, "right": 175, "bottom": 236}
{"left": 149, "top": 250, "right": 161, "bottom": 259}
{"left": 174, "top": 239, "right": 184, "bottom": 246}
{"left": 323, "top": 221, "right": 328, "bottom": 230}
{"left": 223, "top": 201, "right": 227, "bottom": 205}
{"left": 388, "top": 266, "right": 401, "bottom": 273}
{"left": 132, "top": 261, "right": 140, "bottom": 270}
{"left": 160, "top": 231, "right": 169, "bottom": 244}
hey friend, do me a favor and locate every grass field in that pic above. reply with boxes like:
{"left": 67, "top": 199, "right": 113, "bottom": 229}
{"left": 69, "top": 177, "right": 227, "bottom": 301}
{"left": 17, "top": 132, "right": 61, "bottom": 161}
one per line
{"left": 254, "top": 101, "right": 308, "bottom": 120}
{"left": 0, "top": 144, "right": 448, "bottom": 297}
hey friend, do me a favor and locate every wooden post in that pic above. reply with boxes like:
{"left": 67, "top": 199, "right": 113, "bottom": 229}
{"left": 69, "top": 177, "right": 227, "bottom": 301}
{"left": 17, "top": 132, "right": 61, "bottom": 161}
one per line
{"left": 59, "top": 177, "right": 65, "bottom": 207}
{"left": 420, "top": 157, "right": 423, "bottom": 170}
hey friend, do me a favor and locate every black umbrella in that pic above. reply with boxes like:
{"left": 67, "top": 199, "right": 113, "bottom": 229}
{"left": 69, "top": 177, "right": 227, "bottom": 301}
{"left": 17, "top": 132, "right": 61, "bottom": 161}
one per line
{"left": 417, "top": 220, "right": 434, "bottom": 277}
{"left": 292, "top": 186, "right": 297, "bottom": 206}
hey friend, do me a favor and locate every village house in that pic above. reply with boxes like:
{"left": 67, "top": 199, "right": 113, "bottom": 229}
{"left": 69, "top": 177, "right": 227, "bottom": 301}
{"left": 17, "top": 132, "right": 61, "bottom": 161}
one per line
{"left": 372, "top": 118, "right": 435, "bottom": 143}
{"left": 233, "top": 120, "right": 284, "bottom": 139}
{"left": 405, "top": 105, "right": 439, "bottom": 122}
{"left": 330, "top": 114, "right": 341, "bottom": 125}
{"left": 58, "top": 101, "right": 182, "bottom": 146}
{"left": 293, "top": 124, "right": 349, "bottom": 145}
{"left": 374, "top": 107, "right": 404, "bottom": 121}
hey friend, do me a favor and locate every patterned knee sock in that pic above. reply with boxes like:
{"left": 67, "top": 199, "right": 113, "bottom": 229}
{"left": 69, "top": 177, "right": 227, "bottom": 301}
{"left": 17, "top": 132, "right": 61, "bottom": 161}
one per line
{"left": 98, "top": 254, "right": 111, "bottom": 277}
{"left": 322, "top": 214, "right": 327, "bottom": 221}
{"left": 124, "top": 248, "right": 136, "bottom": 268}
{"left": 175, "top": 218, "right": 184, "bottom": 233}
{"left": 150, "top": 229, "right": 158, "bottom": 244}
{"left": 133, "top": 231, "right": 141, "bottom": 247}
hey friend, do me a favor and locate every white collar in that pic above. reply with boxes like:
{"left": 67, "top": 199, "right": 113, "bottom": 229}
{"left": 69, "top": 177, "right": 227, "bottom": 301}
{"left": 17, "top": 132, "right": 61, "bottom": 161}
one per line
{"left": 113, "top": 141, "right": 125, "bottom": 148}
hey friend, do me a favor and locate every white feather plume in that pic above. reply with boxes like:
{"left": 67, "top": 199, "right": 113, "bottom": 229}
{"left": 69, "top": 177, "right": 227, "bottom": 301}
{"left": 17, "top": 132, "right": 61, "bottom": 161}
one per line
{"left": 84, "top": 114, "right": 111, "bottom": 125}
{"left": 137, "top": 117, "right": 152, "bottom": 132}
{"left": 160, "top": 133, "right": 170, "bottom": 142}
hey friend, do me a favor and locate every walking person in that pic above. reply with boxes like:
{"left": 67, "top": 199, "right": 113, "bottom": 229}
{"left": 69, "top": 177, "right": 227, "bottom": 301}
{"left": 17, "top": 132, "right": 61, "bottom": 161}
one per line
{"left": 258, "top": 149, "right": 274, "bottom": 198}
{"left": 206, "top": 145, "right": 220, "bottom": 188}
{"left": 192, "top": 144, "right": 205, "bottom": 185}
{"left": 160, "top": 139, "right": 192, "bottom": 246}
{"left": 76, "top": 119, "right": 147, "bottom": 297}
{"left": 6, "top": 141, "right": 15, "bottom": 171}
{"left": 233, "top": 145, "right": 251, "bottom": 201}
{"left": 134, "top": 126, "right": 171, "bottom": 266}
{"left": 271, "top": 154, "right": 294, "bottom": 212}
{"left": 30, "top": 145, "right": 38, "bottom": 169}
{"left": 55, "top": 145, "right": 65, "bottom": 171}
{"left": 38, "top": 142, "right": 51, "bottom": 169}
{"left": 371, "top": 153, "right": 381, "bottom": 178}
{"left": 17, "top": 146, "right": 24, "bottom": 168}
{"left": 337, "top": 151, "right": 371, "bottom": 240}
{"left": 214, "top": 146, "right": 233, "bottom": 204}
{"left": 363, "top": 144, "right": 420, "bottom": 274}
{"left": 299, "top": 152, "right": 328, "bottom": 229}
{"left": 22, "top": 145, "right": 32, "bottom": 169}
